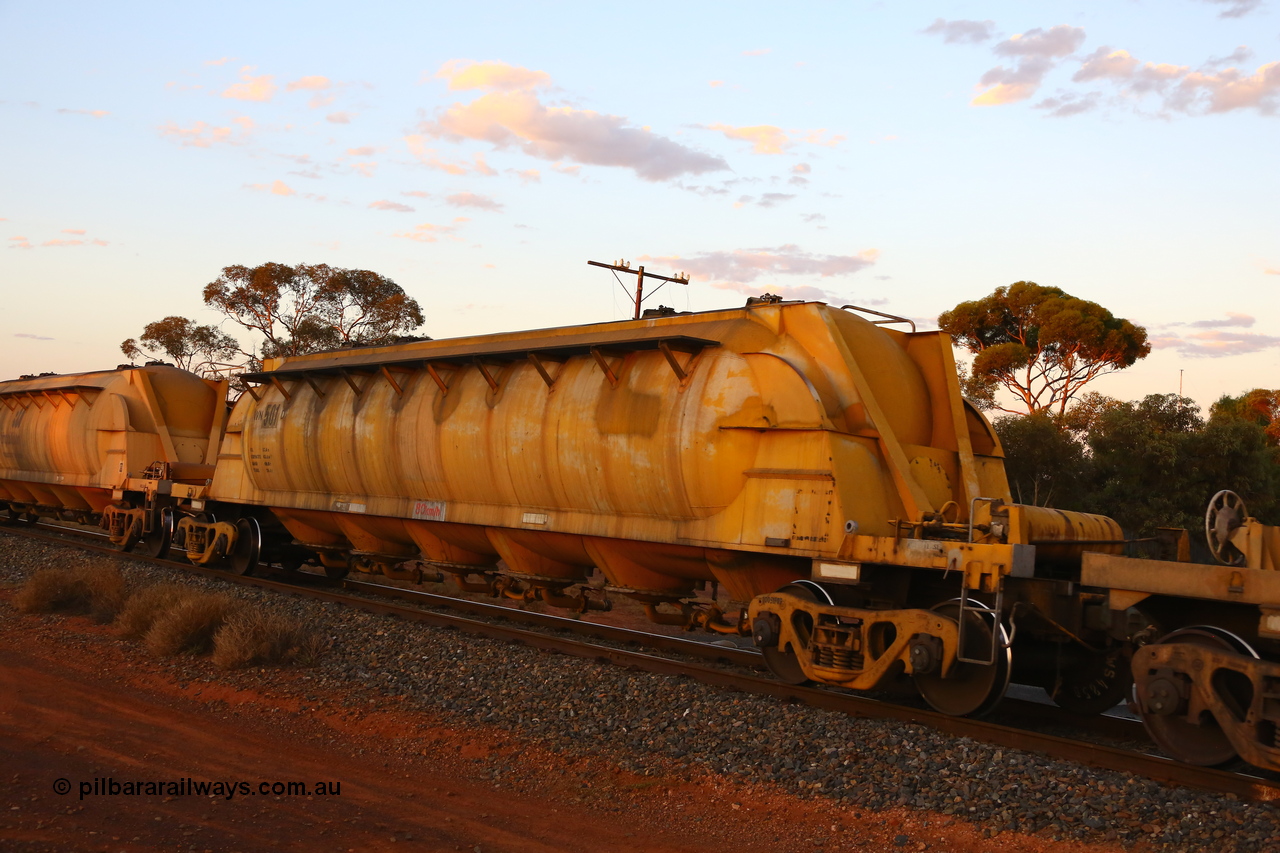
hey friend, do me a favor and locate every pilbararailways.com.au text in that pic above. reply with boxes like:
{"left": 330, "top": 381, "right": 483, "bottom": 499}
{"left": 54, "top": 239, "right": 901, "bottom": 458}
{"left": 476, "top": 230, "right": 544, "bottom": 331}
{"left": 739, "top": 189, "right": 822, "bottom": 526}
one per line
{"left": 54, "top": 777, "right": 341, "bottom": 801}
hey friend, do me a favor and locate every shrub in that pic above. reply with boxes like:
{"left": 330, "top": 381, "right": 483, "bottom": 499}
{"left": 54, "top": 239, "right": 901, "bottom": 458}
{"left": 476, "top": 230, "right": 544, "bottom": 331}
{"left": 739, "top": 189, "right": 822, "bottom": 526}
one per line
{"left": 79, "top": 563, "right": 129, "bottom": 622}
{"left": 14, "top": 563, "right": 128, "bottom": 622}
{"left": 143, "top": 591, "right": 241, "bottom": 656}
{"left": 212, "top": 607, "right": 328, "bottom": 669}
{"left": 115, "top": 583, "right": 193, "bottom": 639}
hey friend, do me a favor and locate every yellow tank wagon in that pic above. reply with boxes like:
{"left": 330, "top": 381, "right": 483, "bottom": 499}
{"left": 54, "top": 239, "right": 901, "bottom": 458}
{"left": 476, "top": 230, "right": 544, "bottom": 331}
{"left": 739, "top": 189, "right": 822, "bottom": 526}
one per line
{"left": 200, "top": 299, "right": 1120, "bottom": 716}
{"left": 0, "top": 364, "right": 227, "bottom": 555}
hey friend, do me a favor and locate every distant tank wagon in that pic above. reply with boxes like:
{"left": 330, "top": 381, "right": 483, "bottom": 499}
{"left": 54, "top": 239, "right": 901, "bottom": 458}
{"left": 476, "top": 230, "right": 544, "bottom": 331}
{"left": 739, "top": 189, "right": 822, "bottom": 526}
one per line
{"left": 0, "top": 365, "right": 226, "bottom": 554}
{"left": 3, "top": 297, "right": 1279, "bottom": 772}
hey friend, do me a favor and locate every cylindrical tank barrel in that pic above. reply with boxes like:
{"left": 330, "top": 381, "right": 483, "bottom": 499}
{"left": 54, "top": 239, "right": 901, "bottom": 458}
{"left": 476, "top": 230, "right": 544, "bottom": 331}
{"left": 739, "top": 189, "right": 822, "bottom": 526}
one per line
{"left": 1015, "top": 504, "right": 1125, "bottom": 564}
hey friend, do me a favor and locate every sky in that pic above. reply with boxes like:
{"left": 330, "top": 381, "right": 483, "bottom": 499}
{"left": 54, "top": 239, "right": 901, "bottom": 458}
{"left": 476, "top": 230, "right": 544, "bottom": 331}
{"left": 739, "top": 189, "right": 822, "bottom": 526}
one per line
{"left": 1, "top": 0, "right": 1277, "bottom": 412}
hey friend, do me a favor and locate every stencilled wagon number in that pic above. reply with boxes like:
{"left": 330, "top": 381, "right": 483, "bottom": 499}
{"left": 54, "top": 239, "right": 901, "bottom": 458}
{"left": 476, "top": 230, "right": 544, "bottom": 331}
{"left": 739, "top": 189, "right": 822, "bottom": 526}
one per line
{"left": 255, "top": 402, "right": 282, "bottom": 430}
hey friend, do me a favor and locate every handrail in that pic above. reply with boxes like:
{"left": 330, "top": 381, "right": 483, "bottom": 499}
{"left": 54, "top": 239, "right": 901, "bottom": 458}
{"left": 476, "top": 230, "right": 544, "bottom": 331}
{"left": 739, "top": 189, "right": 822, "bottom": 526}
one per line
{"left": 840, "top": 304, "right": 916, "bottom": 333}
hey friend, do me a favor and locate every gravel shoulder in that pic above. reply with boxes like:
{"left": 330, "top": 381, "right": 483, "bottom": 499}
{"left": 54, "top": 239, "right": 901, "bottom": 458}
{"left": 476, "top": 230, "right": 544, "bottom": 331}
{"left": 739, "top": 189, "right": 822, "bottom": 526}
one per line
{"left": 2, "top": 533, "right": 1277, "bottom": 852}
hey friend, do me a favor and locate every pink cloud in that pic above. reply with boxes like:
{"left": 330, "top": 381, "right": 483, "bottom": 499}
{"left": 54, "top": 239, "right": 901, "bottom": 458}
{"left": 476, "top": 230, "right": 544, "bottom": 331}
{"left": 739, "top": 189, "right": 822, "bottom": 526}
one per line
{"left": 435, "top": 60, "right": 551, "bottom": 92}
{"left": 1197, "top": 0, "right": 1262, "bottom": 18}
{"left": 979, "top": 35, "right": 1280, "bottom": 117}
{"left": 1152, "top": 328, "right": 1280, "bottom": 357}
{"left": 286, "top": 75, "right": 331, "bottom": 91}
{"left": 204, "top": 57, "right": 231, "bottom": 66}
{"left": 922, "top": 19, "right": 996, "bottom": 44}
{"left": 392, "top": 221, "right": 461, "bottom": 243}
{"left": 370, "top": 199, "right": 414, "bottom": 212}
{"left": 512, "top": 168, "right": 540, "bottom": 184}
{"left": 221, "top": 71, "right": 277, "bottom": 102}
{"left": 158, "top": 117, "right": 252, "bottom": 147}
{"left": 709, "top": 80, "right": 726, "bottom": 88}
{"left": 420, "top": 66, "right": 728, "bottom": 182}
{"left": 1073, "top": 47, "right": 1141, "bottom": 83}
{"left": 1182, "top": 312, "right": 1256, "bottom": 329}
{"left": 346, "top": 146, "right": 376, "bottom": 156}
{"left": 1035, "top": 92, "right": 1102, "bottom": 117}
{"left": 734, "top": 193, "right": 795, "bottom": 209}
{"left": 56, "top": 108, "right": 109, "bottom": 118}
{"left": 993, "top": 25, "right": 1086, "bottom": 59}
{"left": 1174, "top": 61, "right": 1280, "bottom": 114}
{"left": 62, "top": 228, "right": 86, "bottom": 235}
{"left": 401, "top": 190, "right": 431, "bottom": 198}
{"left": 246, "top": 180, "right": 296, "bottom": 196}
{"left": 351, "top": 162, "right": 377, "bottom": 178}
{"left": 326, "top": 112, "right": 353, "bottom": 124}
{"left": 402, "top": 139, "right": 501, "bottom": 178}
{"left": 707, "top": 124, "right": 790, "bottom": 154}
{"left": 742, "top": 48, "right": 772, "bottom": 57}
{"left": 472, "top": 152, "right": 497, "bottom": 176}
{"left": 446, "top": 192, "right": 503, "bottom": 211}
{"left": 8, "top": 236, "right": 32, "bottom": 250}
{"left": 640, "top": 245, "right": 878, "bottom": 286}
{"left": 42, "top": 239, "right": 84, "bottom": 247}
{"left": 972, "top": 25, "right": 1087, "bottom": 106}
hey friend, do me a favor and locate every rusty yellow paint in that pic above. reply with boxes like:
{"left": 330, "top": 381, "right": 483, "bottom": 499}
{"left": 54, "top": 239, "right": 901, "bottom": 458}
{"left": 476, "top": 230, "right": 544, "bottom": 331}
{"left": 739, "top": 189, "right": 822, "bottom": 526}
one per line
{"left": 0, "top": 365, "right": 224, "bottom": 513}
{"left": 213, "top": 301, "right": 1035, "bottom": 600}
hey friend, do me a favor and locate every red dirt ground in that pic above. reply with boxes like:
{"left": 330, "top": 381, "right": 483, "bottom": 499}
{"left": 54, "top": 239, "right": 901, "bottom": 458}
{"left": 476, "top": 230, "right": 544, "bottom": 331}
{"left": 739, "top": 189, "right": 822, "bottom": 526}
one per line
{"left": 0, "top": 600, "right": 1134, "bottom": 853}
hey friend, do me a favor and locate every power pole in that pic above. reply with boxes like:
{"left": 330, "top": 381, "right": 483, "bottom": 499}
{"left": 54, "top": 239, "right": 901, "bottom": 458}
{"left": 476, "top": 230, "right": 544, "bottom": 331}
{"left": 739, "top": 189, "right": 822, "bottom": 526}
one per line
{"left": 588, "top": 259, "right": 689, "bottom": 319}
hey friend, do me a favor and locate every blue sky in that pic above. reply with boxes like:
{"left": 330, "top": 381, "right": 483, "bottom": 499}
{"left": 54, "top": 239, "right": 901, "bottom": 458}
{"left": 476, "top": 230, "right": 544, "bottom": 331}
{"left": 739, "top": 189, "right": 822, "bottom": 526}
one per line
{"left": 2, "top": 0, "right": 1277, "bottom": 410}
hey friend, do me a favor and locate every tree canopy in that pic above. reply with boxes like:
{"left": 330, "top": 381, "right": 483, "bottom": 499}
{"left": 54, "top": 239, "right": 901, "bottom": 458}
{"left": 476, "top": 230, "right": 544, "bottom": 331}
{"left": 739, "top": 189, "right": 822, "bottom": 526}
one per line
{"left": 120, "top": 316, "right": 240, "bottom": 372}
{"left": 993, "top": 393, "right": 1280, "bottom": 546}
{"left": 123, "top": 263, "right": 427, "bottom": 378}
{"left": 1211, "top": 388, "right": 1280, "bottom": 446}
{"left": 201, "top": 262, "right": 426, "bottom": 359}
{"left": 939, "top": 282, "right": 1150, "bottom": 415}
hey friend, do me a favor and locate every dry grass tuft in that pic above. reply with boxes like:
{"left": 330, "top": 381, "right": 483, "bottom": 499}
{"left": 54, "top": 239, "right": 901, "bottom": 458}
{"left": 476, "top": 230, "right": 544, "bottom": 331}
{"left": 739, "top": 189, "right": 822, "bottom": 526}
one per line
{"left": 115, "top": 583, "right": 194, "bottom": 639}
{"left": 212, "top": 608, "right": 328, "bottom": 670}
{"left": 143, "top": 592, "right": 241, "bottom": 657}
{"left": 80, "top": 563, "right": 129, "bottom": 622}
{"left": 13, "top": 563, "right": 129, "bottom": 622}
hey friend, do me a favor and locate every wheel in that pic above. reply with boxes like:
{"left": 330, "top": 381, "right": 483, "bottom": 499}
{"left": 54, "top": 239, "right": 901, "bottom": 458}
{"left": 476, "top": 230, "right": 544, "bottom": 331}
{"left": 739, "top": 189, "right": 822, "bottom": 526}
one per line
{"left": 914, "top": 598, "right": 1012, "bottom": 717}
{"left": 1206, "top": 490, "right": 1248, "bottom": 566}
{"left": 1139, "top": 626, "right": 1258, "bottom": 766}
{"left": 228, "top": 517, "right": 262, "bottom": 576}
{"left": 138, "top": 507, "right": 174, "bottom": 559}
{"left": 759, "top": 581, "right": 832, "bottom": 685}
{"left": 1052, "top": 643, "right": 1133, "bottom": 716}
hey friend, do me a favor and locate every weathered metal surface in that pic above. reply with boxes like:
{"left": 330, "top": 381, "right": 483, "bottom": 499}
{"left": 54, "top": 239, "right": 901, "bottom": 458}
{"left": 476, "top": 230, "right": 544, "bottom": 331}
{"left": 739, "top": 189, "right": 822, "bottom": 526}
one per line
{"left": 1133, "top": 635, "right": 1280, "bottom": 769}
{"left": 0, "top": 366, "right": 224, "bottom": 514}
{"left": 213, "top": 302, "right": 1022, "bottom": 601}
{"left": 1083, "top": 552, "right": 1280, "bottom": 607}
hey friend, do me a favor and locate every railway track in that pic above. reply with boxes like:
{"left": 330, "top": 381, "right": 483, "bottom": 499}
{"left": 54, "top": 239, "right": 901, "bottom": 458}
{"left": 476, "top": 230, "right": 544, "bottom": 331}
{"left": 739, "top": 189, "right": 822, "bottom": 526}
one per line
{"left": 4, "top": 520, "right": 1279, "bottom": 803}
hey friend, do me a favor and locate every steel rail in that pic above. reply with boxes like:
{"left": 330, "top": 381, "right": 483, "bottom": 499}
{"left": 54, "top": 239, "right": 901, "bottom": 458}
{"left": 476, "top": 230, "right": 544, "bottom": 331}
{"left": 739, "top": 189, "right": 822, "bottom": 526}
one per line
{"left": 338, "top": 576, "right": 763, "bottom": 668}
{"left": 4, "top": 523, "right": 1278, "bottom": 802}
{"left": 13, "top": 520, "right": 761, "bottom": 669}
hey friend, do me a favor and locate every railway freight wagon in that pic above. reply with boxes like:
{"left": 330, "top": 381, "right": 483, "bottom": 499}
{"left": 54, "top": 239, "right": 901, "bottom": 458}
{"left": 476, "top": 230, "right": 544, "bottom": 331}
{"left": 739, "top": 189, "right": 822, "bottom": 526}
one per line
{"left": 210, "top": 300, "right": 1123, "bottom": 715}
{"left": 4, "top": 297, "right": 1280, "bottom": 772}
{"left": 0, "top": 365, "right": 227, "bottom": 552}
